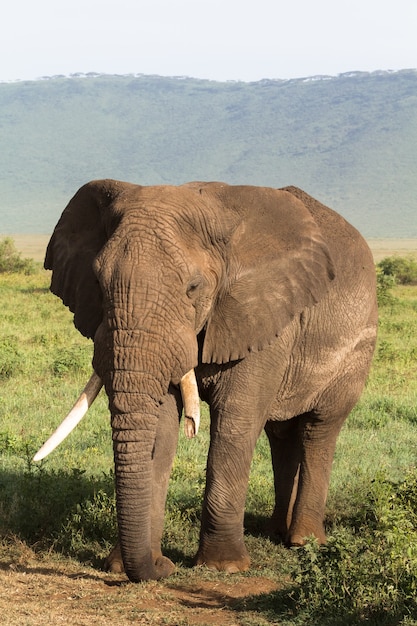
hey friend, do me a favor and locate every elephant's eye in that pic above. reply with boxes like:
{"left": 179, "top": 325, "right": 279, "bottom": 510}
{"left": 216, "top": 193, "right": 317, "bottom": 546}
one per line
{"left": 186, "top": 275, "right": 203, "bottom": 298}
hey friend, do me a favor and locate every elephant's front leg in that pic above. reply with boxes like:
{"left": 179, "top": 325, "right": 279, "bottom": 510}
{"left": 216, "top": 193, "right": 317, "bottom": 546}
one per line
{"left": 105, "top": 389, "right": 181, "bottom": 575}
{"left": 195, "top": 410, "right": 263, "bottom": 573}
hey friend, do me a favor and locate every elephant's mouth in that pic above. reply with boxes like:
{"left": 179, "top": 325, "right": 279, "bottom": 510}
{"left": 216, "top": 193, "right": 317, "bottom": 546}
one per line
{"left": 33, "top": 368, "right": 200, "bottom": 462}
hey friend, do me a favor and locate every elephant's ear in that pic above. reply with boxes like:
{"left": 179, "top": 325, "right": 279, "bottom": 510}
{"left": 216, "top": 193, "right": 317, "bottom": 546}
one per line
{"left": 44, "top": 179, "right": 133, "bottom": 339}
{"left": 202, "top": 186, "right": 335, "bottom": 364}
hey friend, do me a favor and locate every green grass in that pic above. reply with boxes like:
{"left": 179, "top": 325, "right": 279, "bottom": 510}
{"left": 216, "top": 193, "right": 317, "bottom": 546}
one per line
{"left": 1, "top": 269, "right": 417, "bottom": 624}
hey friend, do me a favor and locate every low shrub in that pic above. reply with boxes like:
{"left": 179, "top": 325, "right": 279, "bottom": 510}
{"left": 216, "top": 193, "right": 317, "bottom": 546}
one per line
{"left": 378, "top": 256, "right": 417, "bottom": 286}
{"left": 293, "top": 469, "right": 417, "bottom": 623}
{"left": 376, "top": 266, "right": 397, "bottom": 306}
{"left": 57, "top": 488, "right": 117, "bottom": 560}
{"left": 0, "top": 463, "right": 116, "bottom": 560}
{"left": 0, "top": 237, "right": 38, "bottom": 275}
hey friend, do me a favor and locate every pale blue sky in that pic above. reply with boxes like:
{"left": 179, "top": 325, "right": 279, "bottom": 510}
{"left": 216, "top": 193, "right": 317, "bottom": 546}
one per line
{"left": 1, "top": 0, "right": 416, "bottom": 82}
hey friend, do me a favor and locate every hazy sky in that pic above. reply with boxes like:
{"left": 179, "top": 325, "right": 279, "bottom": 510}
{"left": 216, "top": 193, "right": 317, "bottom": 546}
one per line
{"left": 1, "top": 0, "right": 416, "bottom": 82}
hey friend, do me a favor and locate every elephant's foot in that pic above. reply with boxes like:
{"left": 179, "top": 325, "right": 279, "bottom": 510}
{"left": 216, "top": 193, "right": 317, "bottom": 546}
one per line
{"left": 152, "top": 552, "right": 176, "bottom": 578}
{"left": 288, "top": 515, "right": 327, "bottom": 546}
{"left": 265, "top": 510, "right": 290, "bottom": 543}
{"left": 104, "top": 543, "right": 124, "bottom": 573}
{"left": 195, "top": 553, "right": 251, "bottom": 573}
{"left": 103, "top": 543, "right": 176, "bottom": 578}
{"left": 267, "top": 510, "right": 327, "bottom": 546}
{"left": 195, "top": 539, "right": 250, "bottom": 573}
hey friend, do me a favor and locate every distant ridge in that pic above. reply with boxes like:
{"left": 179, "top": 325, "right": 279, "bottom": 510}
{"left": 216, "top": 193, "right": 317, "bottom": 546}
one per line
{"left": 2, "top": 68, "right": 413, "bottom": 85}
{"left": 0, "top": 69, "right": 416, "bottom": 237}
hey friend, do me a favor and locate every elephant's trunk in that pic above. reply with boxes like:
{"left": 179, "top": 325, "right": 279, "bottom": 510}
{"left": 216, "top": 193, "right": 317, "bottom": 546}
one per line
{"left": 96, "top": 319, "right": 198, "bottom": 582}
{"left": 111, "top": 397, "right": 159, "bottom": 581}
{"left": 90, "top": 244, "right": 201, "bottom": 581}
{"left": 109, "top": 370, "right": 199, "bottom": 581}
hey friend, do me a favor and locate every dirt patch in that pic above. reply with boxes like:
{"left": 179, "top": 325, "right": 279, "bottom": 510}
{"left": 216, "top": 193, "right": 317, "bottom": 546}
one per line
{"left": 0, "top": 547, "right": 282, "bottom": 626}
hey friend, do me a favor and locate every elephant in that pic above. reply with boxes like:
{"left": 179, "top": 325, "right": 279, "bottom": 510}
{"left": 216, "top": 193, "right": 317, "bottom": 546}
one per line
{"left": 35, "top": 180, "right": 378, "bottom": 583}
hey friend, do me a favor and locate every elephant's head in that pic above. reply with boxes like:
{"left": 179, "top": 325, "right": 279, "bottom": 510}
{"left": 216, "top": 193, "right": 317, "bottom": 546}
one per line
{"left": 37, "top": 179, "right": 335, "bottom": 581}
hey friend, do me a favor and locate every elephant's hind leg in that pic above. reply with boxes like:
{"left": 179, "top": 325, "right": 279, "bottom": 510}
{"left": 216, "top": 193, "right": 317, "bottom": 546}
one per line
{"left": 286, "top": 340, "right": 376, "bottom": 546}
{"left": 286, "top": 411, "right": 341, "bottom": 546}
{"left": 266, "top": 411, "right": 344, "bottom": 546}
{"left": 264, "top": 418, "right": 302, "bottom": 543}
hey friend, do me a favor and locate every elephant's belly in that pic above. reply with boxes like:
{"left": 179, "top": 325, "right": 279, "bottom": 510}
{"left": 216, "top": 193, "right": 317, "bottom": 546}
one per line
{"left": 268, "top": 324, "right": 376, "bottom": 422}
{"left": 268, "top": 376, "right": 321, "bottom": 421}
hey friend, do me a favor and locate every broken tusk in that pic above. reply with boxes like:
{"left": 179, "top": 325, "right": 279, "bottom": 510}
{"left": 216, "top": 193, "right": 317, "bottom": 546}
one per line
{"left": 33, "top": 372, "right": 103, "bottom": 462}
{"left": 180, "top": 369, "right": 200, "bottom": 438}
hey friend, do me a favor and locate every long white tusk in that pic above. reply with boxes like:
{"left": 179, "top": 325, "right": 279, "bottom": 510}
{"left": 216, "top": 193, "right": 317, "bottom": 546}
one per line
{"left": 33, "top": 372, "right": 103, "bottom": 462}
{"left": 180, "top": 369, "right": 200, "bottom": 439}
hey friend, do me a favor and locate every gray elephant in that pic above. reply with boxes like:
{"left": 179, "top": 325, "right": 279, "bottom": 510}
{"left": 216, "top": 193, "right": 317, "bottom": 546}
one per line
{"left": 35, "top": 180, "right": 377, "bottom": 582}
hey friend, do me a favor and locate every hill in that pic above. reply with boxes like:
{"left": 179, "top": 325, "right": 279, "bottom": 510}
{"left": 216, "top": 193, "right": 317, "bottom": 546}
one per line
{"left": 0, "top": 70, "right": 416, "bottom": 237}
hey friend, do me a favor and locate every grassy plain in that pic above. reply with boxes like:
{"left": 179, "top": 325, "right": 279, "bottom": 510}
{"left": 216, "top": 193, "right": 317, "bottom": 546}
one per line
{"left": 1, "top": 242, "right": 417, "bottom": 624}
{"left": 9, "top": 234, "right": 50, "bottom": 263}
{"left": 368, "top": 239, "right": 417, "bottom": 262}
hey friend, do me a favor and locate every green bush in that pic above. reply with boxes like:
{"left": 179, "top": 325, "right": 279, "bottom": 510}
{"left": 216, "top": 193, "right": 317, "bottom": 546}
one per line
{"left": 378, "top": 256, "right": 417, "bottom": 285}
{"left": 293, "top": 469, "right": 417, "bottom": 623}
{"left": 0, "top": 237, "right": 38, "bottom": 274}
{"left": 376, "top": 266, "right": 397, "bottom": 306}
{"left": 57, "top": 488, "right": 117, "bottom": 559}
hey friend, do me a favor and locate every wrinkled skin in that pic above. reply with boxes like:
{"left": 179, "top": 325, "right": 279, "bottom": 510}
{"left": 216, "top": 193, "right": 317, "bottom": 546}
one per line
{"left": 45, "top": 180, "right": 377, "bottom": 582}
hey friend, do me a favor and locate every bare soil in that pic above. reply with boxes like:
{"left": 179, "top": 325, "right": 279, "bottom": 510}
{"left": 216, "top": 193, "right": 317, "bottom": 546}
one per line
{"left": 0, "top": 543, "right": 282, "bottom": 626}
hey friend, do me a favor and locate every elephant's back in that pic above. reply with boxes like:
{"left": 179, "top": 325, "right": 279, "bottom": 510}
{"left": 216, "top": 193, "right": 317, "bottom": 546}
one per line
{"left": 281, "top": 186, "right": 374, "bottom": 278}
